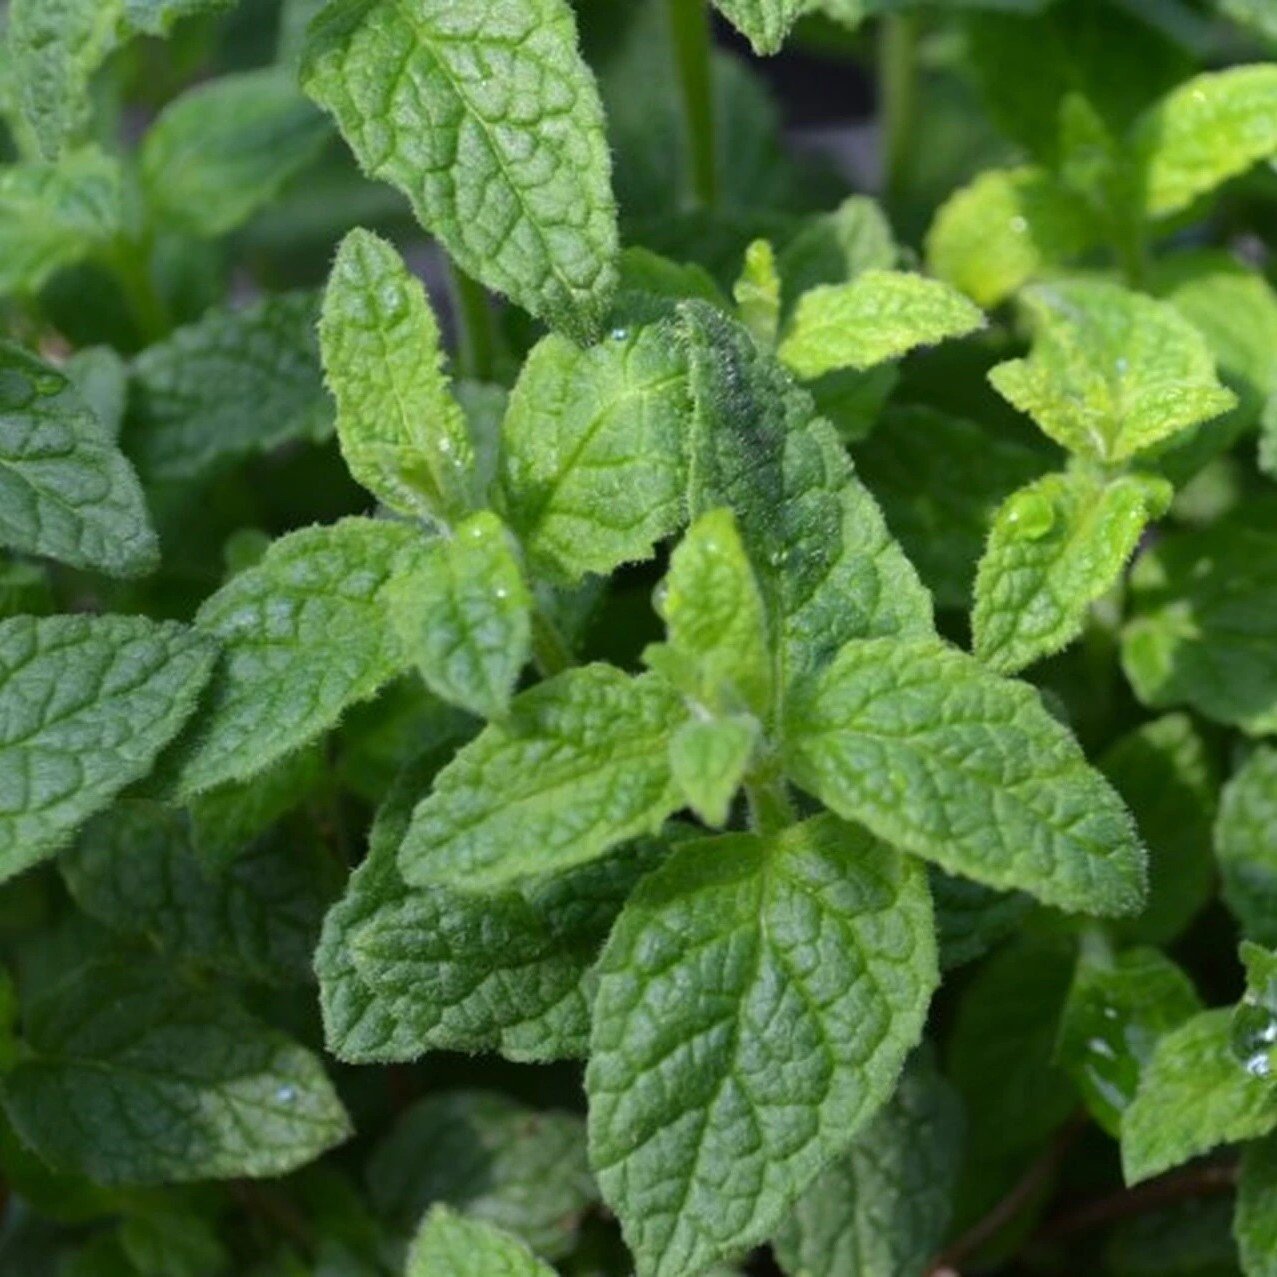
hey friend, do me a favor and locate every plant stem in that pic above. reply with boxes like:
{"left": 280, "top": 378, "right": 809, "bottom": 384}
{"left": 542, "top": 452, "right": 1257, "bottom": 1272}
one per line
{"left": 531, "top": 607, "right": 575, "bottom": 678}
{"left": 746, "top": 770, "right": 796, "bottom": 836}
{"left": 107, "top": 238, "right": 171, "bottom": 345}
{"left": 666, "top": 0, "right": 718, "bottom": 209}
{"left": 879, "top": 13, "right": 918, "bottom": 212}
{"left": 447, "top": 261, "right": 498, "bottom": 383}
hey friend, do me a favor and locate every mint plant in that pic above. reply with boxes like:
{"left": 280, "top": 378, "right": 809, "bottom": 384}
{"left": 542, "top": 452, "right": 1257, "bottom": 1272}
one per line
{"left": 2, "top": 1, "right": 1277, "bottom": 1275}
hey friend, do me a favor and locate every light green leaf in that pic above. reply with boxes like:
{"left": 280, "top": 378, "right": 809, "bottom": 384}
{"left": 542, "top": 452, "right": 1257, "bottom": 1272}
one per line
{"left": 1102, "top": 714, "right": 1219, "bottom": 946}
{"left": 972, "top": 468, "right": 1172, "bottom": 675}
{"left": 925, "top": 167, "right": 1101, "bottom": 307}
{"left": 398, "top": 666, "right": 683, "bottom": 890}
{"left": 0, "top": 615, "right": 213, "bottom": 881}
{"left": 681, "top": 303, "right": 934, "bottom": 690}
{"left": 302, "top": 0, "right": 619, "bottom": 340}
{"left": 1121, "top": 1009, "right": 1277, "bottom": 1184}
{"left": 321, "top": 228, "right": 474, "bottom": 524}
{"left": 990, "top": 279, "right": 1236, "bottom": 463}
{"left": 60, "top": 800, "right": 337, "bottom": 985}
{"left": 734, "top": 239, "right": 781, "bottom": 349}
{"left": 1121, "top": 506, "right": 1277, "bottom": 735}
{"left": 498, "top": 324, "right": 689, "bottom": 583}
{"left": 668, "top": 715, "right": 759, "bottom": 829}
{"left": 1056, "top": 948, "right": 1202, "bottom": 1137}
{"left": 0, "top": 342, "right": 158, "bottom": 576}
{"left": 0, "top": 149, "right": 124, "bottom": 299}
{"left": 1237, "top": 1135, "right": 1277, "bottom": 1277}
{"left": 3, "top": 961, "right": 350, "bottom": 1185}
{"left": 406, "top": 1206, "right": 554, "bottom": 1277}
{"left": 66, "top": 346, "right": 128, "bottom": 442}
{"left": 126, "top": 292, "right": 332, "bottom": 482}
{"left": 785, "top": 636, "right": 1146, "bottom": 916}
{"left": 387, "top": 512, "right": 532, "bottom": 720}
{"left": 772, "top": 1048, "right": 963, "bottom": 1277}
{"left": 367, "top": 1091, "right": 595, "bottom": 1258}
{"left": 1217, "top": 747, "right": 1277, "bottom": 947}
{"left": 777, "top": 195, "right": 897, "bottom": 311}
{"left": 1132, "top": 65, "right": 1277, "bottom": 219}
{"left": 645, "top": 507, "right": 771, "bottom": 718}
{"left": 140, "top": 70, "right": 329, "bottom": 239}
{"left": 587, "top": 815, "right": 937, "bottom": 1277}
{"left": 779, "top": 270, "right": 985, "bottom": 379}
{"left": 711, "top": 0, "right": 806, "bottom": 54}
{"left": 175, "top": 518, "right": 429, "bottom": 796}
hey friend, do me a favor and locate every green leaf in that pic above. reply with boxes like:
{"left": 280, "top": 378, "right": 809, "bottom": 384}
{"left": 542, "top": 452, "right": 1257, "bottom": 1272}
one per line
{"left": 0, "top": 342, "right": 158, "bottom": 576}
{"left": 681, "top": 303, "right": 934, "bottom": 688}
{"left": 398, "top": 666, "right": 683, "bottom": 890}
{"left": 387, "top": 512, "right": 532, "bottom": 720}
{"left": 321, "top": 229, "right": 475, "bottom": 524}
{"left": 989, "top": 280, "right": 1236, "bottom": 464}
{"left": 785, "top": 636, "right": 1146, "bottom": 916}
{"left": 1121, "top": 506, "right": 1277, "bottom": 735}
{"left": 1056, "top": 948, "right": 1202, "bottom": 1137}
{"left": 779, "top": 270, "right": 985, "bottom": 379}
{"left": 126, "top": 292, "right": 332, "bottom": 482}
{"left": 668, "top": 715, "right": 759, "bottom": 829}
{"left": 1217, "top": 748, "right": 1277, "bottom": 947}
{"left": 59, "top": 799, "right": 337, "bottom": 985}
{"left": 140, "top": 70, "right": 329, "bottom": 238}
{"left": 711, "top": 0, "right": 806, "bottom": 54}
{"left": 119, "top": 1206, "right": 228, "bottom": 1277}
{"left": 972, "top": 468, "right": 1172, "bottom": 675}
{"left": 931, "top": 869, "right": 1032, "bottom": 971}
{"left": 1132, "top": 65, "right": 1277, "bottom": 218}
{"left": 0, "top": 615, "right": 214, "bottom": 882}
{"left": 1102, "top": 714, "right": 1219, "bottom": 946}
{"left": 777, "top": 195, "right": 897, "bottom": 312}
{"left": 498, "top": 324, "right": 689, "bottom": 583}
{"left": 645, "top": 507, "right": 771, "bottom": 718}
{"left": 174, "top": 518, "right": 429, "bottom": 796}
{"left": 0, "top": 561, "right": 53, "bottom": 620}
{"left": 301, "top": 0, "right": 619, "bottom": 340}
{"left": 367, "top": 1091, "right": 595, "bottom": 1257}
{"left": 2, "top": 960, "right": 350, "bottom": 1185}
{"left": 734, "top": 239, "right": 781, "bottom": 349}
{"left": 66, "top": 346, "right": 128, "bottom": 442}
{"left": 1121, "top": 1008, "right": 1277, "bottom": 1184}
{"left": 772, "top": 1049, "right": 963, "bottom": 1277}
{"left": 122, "top": 0, "right": 235, "bottom": 35}
{"left": 319, "top": 754, "right": 663, "bottom": 1063}
{"left": 925, "top": 167, "right": 1101, "bottom": 307}
{"left": 1237, "top": 1134, "right": 1277, "bottom": 1277}
{"left": 1233, "top": 942, "right": 1277, "bottom": 1083}
{"left": 587, "top": 815, "right": 937, "bottom": 1277}
{"left": 1222, "top": 0, "right": 1277, "bottom": 40}
{"left": 406, "top": 1206, "right": 554, "bottom": 1277}
{"left": 0, "top": 149, "right": 124, "bottom": 299}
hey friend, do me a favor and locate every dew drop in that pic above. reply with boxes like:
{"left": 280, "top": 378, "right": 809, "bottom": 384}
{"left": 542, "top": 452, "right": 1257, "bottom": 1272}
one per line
{"left": 1246, "top": 1053, "right": 1272, "bottom": 1079}
{"left": 276, "top": 1085, "right": 297, "bottom": 1104}
{"left": 610, "top": 327, "right": 630, "bottom": 342}
{"left": 1010, "top": 216, "right": 1029, "bottom": 234}
{"left": 494, "top": 586, "right": 509, "bottom": 600}
{"left": 1006, "top": 490, "right": 1056, "bottom": 540}
{"left": 1088, "top": 1036, "right": 1117, "bottom": 1061}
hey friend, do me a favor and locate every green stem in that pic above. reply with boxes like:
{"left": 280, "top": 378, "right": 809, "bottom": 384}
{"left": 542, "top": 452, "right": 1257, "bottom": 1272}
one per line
{"left": 530, "top": 607, "right": 575, "bottom": 679}
{"left": 447, "top": 262, "right": 498, "bottom": 383}
{"left": 746, "top": 771, "right": 796, "bottom": 836}
{"left": 107, "top": 237, "right": 170, "bottom": 345}
{"left": 666, "top": 0, "right": 718, "bottom": 209}
{"left": 879, "top": 13, "right": 918, "bottom": 213}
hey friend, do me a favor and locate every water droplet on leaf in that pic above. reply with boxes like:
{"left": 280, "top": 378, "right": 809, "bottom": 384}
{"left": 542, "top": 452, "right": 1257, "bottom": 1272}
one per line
{"left": 1006, "top": 490, "right": 1056, "bottom": 540}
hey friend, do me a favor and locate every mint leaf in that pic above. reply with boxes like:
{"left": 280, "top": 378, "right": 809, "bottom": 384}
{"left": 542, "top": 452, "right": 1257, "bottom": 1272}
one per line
{"left": 734, "top": 239, "right": 781, "bottom": 349}
{"left": 175, "top": 518, "right": 429, "bottom": 796}
{"left": 301, "top": 0, "right": 619, "bottom": 340}
{"left": 925, "top": 167, "right": 1100, "bottom": 307}
{"left": 785, "top": 636, "right": 1146, "bottom": 916}
{"left": 140, "top": 70, "right": 330, "bottom": 238}
{"left": 0, "top": 615, "right": 214, "bottom": 882}
{"left": 989, "top": 280, "right": 1236, "bottom": 464}
{"left": 1222, "top": 0, "right": 1277, "bottom": 40}
{"left": 0, "top": 342, "right": 158, "bottom": 577}
{"left": 367, "top": 1091, "right": 594, "bottom": 1257}
{"left": 3, "top": 961, "right": 350, "bottom": 1185}
{"left": 398, "top": 666, "right": 683, "bottom": 890}
{"left": 0, "top": 149, "right": 124, "bottom": 298}
{"left": 66, "top": 346, "right": 127, "bottom": 442}
{"left": 931, "top": 869, "right": 1032, "bottom": 971}
{"left": 668, "top": 716, "right": 759, "bottom": 829}
{"left": 1237, "top": 1135, "right": 1277, "bottom": 1277}
{"left": 779, "top": 270, "right": 984, "bottom": 379}
{"left": 972, "top": 469, "right": 1172, "bottom": 675}
{"left": 777, "top": 195, "right": 898, "bottom": 310}
{"left": 1122, "top": 506, "right": 1277, "bottom": 735}
{"left": 1056, "top": 948, "right": 1202, "bottom": 1137}
{"left": 712, "top": 0, "right": 806, "bottom": 55}
{"left": 321, "top": 229, "right": 475, "bottom": 524}
{"left": 406, "top": 1206, "right": 554, "bottom": 1277}
{"left": 1217, "top": 747, "right": 1277, "bottom": 946}
{"left": 498, "top": 324, "right": 689, "bottom": 583}
{"left": 587, "top": 815, "right": 937, "bottom": 1277}
{"left": 1121, "top": 1008, "right": 1277, "bottom": 1184}
{"left": 771, "top": 1048, "right": 962, "bottom": 1277}
{"left": 1233, "top": 941, "right": 1277, "bottom": 1083}
{"left": 387, "top": 511, "right": 532, "bottom": 720}
{"left": 122, "top": 0, "right": 235, "bottom": 35}
{"left": 1133, "top": 65, "right": 1277, "bottom": 218}
{"left": 127, "top": 292, "right": 331, "bottom": 482}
